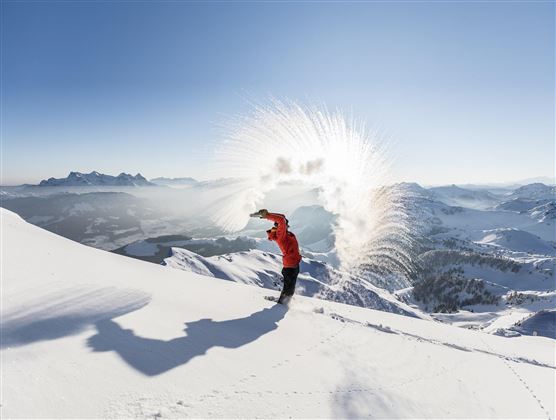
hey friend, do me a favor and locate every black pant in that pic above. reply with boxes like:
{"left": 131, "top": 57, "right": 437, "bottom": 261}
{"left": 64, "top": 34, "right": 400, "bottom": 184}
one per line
{"left": 281, "top": 265, "right": 299, "bottom": 297}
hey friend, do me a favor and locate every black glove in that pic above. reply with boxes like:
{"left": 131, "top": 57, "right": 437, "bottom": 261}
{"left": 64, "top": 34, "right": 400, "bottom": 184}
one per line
{"left": 249, "top": 209, "right": 269, "bottom": 218}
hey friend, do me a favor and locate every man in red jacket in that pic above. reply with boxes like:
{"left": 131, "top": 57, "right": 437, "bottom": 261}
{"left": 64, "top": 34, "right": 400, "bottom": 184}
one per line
{"left": 252, "top": 209, "right": 302, "bottom": 304}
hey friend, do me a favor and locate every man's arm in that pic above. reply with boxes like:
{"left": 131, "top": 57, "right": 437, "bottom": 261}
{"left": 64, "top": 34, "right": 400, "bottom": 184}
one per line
{"left": 265, "top": 212, "right": 287, "bottom": 240}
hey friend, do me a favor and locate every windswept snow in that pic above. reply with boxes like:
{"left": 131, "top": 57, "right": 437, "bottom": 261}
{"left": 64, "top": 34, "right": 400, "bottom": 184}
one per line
{"left": 1, "top": 208, "right": 555, "bottom": 418}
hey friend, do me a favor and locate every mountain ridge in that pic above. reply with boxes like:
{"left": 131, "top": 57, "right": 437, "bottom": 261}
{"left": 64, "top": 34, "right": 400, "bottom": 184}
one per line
{"left": 38, "top": 171, "right": 154, "bottom": 187}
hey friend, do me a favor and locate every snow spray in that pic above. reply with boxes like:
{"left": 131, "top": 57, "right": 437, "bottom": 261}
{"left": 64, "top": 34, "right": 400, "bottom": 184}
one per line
{"left": 210, "top": 100, "right": 415, "bottom": 288}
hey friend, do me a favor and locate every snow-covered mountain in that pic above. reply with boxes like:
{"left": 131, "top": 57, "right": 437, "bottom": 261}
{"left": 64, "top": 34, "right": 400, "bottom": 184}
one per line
{"left": 2, "top": 208, "right": 554, "bottom": 418}
{"left": 477, "top": 228, "right": 556, "bottom": 256}
{"left": 2, "top": 180, "right": 554, "bottom": 336}
{"left": 39, "top": 171, "right": 154, "bottom": 187}
{"left": 288, "top": 205, "right": 335, "bottom": 250}
{"left": 510, "top": 183, "right": 556, "bottom": 200}
{"left": 408, "top": 184, "right": 555, "bottom": 242}
{"left": 113, "top": 235, "right": 256, "bottom": 263}
{"left": 428, "top": 184, "right": 501, "bottom": 209}
{"left": 495, "top": 197, "right": 551, "bottom": 213}
{"left": 530, "top": 201, "right": 556, "bottom": 223}
{"left": 150, "top": 177, "right": 198, "bottom": 187}
{"left": 164, "top": 248, "right": 423, "bottom": 317}
{"left": 0, "top": 191, "right": 164, "bottom": 250}
{"left": 399, "top": 185, "right": 555, "bottom": 333}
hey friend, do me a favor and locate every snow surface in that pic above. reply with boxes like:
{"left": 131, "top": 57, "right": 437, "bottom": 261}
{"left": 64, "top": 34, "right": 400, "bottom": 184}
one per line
{"left": 1, "top": 208, "right": 555, "bottom": 418}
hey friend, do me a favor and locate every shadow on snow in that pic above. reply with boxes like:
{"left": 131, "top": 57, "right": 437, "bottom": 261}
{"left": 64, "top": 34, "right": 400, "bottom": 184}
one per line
{"left": 1, "top": 286, "right": 151, "bottom": 349}
{"left": 87, "top": 305, "right": 287, "bottom": 376}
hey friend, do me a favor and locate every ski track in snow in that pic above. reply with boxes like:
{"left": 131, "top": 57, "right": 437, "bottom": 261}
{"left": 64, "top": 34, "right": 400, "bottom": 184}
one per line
{"left": 324, "top": 310, "right": 555, "bottom": 370}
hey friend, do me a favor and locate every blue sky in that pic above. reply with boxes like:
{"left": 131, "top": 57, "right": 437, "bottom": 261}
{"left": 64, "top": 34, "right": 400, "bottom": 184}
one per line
{"left": 2, "top": 1, "right": 554, "bottom": 185}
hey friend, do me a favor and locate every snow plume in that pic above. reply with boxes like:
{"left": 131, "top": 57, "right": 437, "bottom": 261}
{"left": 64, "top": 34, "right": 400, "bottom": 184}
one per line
{"left": 210, "top": 100, "right": 415, "bottom": 284}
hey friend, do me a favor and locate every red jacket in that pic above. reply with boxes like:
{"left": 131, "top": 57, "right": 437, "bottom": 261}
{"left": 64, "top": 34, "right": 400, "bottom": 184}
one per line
{"left": 266, "top": 213, "right": 302, "bottom": 268}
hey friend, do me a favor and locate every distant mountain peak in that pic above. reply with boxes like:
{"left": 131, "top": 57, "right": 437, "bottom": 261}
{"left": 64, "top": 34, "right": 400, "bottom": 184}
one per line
{"left": 149, "top": 177, "right": 198, "bottom": 187}
{"left": 38, "top": 171, "right": 154, "bottom": 187}
{"left": 511, "top": 183, "right": 555, "bottom": 200}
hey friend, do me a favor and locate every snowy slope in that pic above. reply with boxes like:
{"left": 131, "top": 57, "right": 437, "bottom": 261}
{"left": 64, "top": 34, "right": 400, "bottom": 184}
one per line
{"left": 404, "top": 184, "right": 554, "bottom": 242}
{"left": 1, "top": 208, "right": 555, "bottom": 419}
{"left": 432, "top": 200, "right": 554, "bottom": 242}
{"left": 477, "top": 228, "right": 556, "bottom": 256}
{"left": 163, "top": 248, "right": 423, "bottom": 317}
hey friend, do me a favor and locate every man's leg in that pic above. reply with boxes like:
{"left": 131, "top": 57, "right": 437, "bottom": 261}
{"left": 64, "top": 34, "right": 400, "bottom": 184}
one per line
{"left": 279, "top": 268, "right": 290, "bottom": 303}
{"left": 281, "top": 265, "right": 299, "bottom": 296}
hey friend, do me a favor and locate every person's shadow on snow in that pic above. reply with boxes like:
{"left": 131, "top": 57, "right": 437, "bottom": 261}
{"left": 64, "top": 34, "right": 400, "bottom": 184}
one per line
{"left": 87, "top": 305, "right": 286, "bottom": 376}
